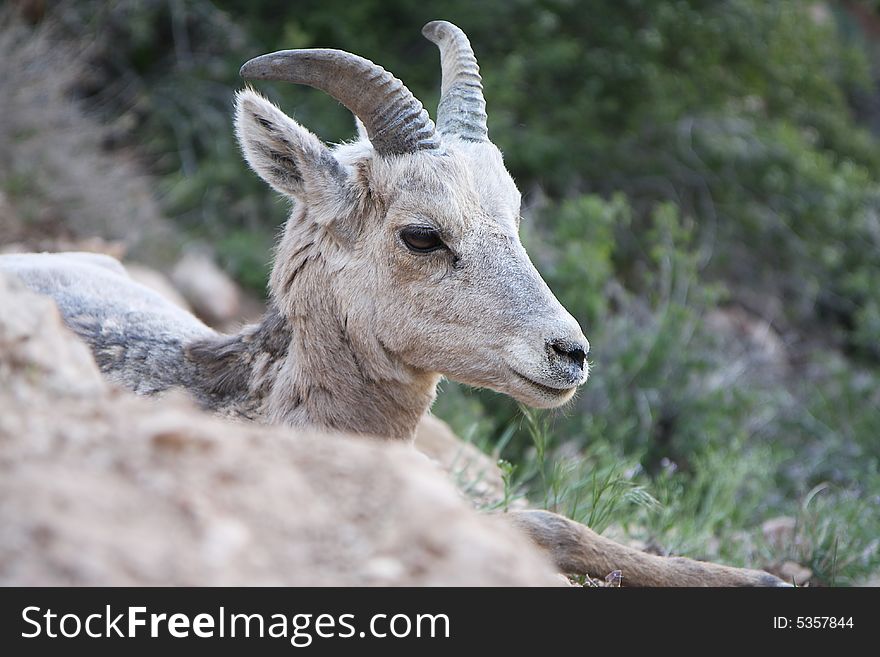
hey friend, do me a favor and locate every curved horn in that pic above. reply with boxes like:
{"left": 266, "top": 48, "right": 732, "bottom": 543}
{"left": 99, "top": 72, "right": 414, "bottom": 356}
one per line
{"left": 422, "top": 20, "right": 488, "bottom": 141}
{"left": 240, "top": 49, "right": 440, "bottom": 156}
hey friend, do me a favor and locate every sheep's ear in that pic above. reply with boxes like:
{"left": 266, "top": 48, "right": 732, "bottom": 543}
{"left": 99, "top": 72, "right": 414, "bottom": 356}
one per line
{"left": 235, "top": 89, "right": 343, "bottom": 200}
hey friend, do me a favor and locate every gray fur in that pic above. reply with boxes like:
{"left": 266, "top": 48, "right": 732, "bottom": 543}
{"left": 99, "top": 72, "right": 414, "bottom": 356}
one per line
{"left": 1, "top": 27, "right": 590, "bottom": 442}
{"left": 0, "top": 253, "right": 213, "bottom": 395}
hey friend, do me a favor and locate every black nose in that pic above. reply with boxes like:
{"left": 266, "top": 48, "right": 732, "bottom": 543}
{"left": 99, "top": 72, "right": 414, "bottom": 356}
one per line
{"left": 550, "top": 339, "right": 587, "bottom": 370}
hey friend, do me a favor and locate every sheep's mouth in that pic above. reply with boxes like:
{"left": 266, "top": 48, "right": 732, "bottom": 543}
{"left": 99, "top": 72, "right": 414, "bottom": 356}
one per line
{"left": 509, "top": 368, "right": 577, "bottom": 398}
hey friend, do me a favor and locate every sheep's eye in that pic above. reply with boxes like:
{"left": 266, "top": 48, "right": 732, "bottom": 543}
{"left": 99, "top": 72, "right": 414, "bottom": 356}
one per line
{"left": 399, "top": 226, "right": 445, "bottom": 253}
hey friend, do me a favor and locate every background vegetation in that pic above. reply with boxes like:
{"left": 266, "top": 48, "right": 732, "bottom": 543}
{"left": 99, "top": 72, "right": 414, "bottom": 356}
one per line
{"left": 4, "top": 0, "right": 879, "bottom": 584}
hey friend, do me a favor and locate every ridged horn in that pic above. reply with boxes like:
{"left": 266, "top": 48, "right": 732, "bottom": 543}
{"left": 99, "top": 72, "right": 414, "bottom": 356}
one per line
{"left": 240, "top": 48, "right": 440, "bottom": 156}
{"left": 422, "top": 20, "right": 489, "bottom": 141}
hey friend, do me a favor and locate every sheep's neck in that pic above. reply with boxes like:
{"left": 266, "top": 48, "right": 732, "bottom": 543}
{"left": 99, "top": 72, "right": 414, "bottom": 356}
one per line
{"left": 187, "top": 214, "right": 440, "bottom": 439}
{"left": 186, "top": 302, "right": 438, "bottom": 441}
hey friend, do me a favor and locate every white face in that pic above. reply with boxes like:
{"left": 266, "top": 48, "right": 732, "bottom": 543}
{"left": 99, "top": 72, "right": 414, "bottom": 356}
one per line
{"left": 236, "top": 90, "right": 589, "bottom": 408}
{"left": 349, "top": 140, "right": 589, "bottom": 408}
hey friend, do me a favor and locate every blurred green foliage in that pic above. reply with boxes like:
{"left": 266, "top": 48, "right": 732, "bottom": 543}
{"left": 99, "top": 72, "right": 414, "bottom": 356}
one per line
{"left": 53, "top": 0, "right": 880, "bottom": 583}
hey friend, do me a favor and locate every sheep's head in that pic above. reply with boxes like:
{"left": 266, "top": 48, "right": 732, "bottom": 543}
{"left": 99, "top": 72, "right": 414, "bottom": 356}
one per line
{"left": 236, "top": 21, "right": 589, "bottom": 408}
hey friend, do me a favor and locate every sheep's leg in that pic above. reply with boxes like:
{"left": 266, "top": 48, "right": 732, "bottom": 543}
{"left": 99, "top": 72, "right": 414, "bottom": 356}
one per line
{"left": 507, "top": 510, "right": 788, "bottom": 587}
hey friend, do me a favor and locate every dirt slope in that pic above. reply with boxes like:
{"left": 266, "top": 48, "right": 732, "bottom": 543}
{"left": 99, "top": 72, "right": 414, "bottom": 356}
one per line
{"left": 0, "top": 273, "right": 559, "bottom": 586}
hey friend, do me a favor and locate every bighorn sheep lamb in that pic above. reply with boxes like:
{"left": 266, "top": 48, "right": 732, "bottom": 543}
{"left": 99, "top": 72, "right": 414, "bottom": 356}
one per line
{"left": 0, "top": 20, "right": 785, "bottom": 586}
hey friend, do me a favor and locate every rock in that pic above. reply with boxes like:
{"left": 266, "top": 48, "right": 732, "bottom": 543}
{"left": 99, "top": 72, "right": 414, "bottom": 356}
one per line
{"left": 0, "top": 237, "right": 127, "bottom": 260}
{"left": 777, "top": 561, "right": 812, "bottom": 586}
{"left": 705, "top": 306, "right": 789, "bottom": 376}
{"left": 861, "top": 573, "right": 880, "bottom": 587}
{"left": 809, "top": 3, "right": 832, "bottom": 25}
{"left": 0, "top": 274, "right": 104, "bottom": 398}
{"left": 414, "top": 414, "right": 511, "bottom": 508}
{"left": 126, "top": 263, "right": 191, "bottom": 311}
{"left": 172, "top": 251, "right": 241, "bottom": 326}
{"left": 0, "top": 272, "right": 560, "bottom": 586}
{"left": 0, "top": 190, "right": 21, "bottom": 239}
{"left": 761, "top": 516, "right": 798, "bottom": 550}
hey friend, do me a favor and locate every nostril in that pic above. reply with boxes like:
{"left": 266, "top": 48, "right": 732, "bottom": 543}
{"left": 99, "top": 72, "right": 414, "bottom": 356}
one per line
{"left": 550, "top": 340, "right": 588, "bottom": 370}
{"left": 568, "top": 348, "right": 587, "bottom": 369}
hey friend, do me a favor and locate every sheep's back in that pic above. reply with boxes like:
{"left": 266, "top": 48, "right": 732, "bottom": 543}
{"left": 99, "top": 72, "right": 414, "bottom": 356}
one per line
{"left": 0, "top": 252, "right": 216, "bottom": 395}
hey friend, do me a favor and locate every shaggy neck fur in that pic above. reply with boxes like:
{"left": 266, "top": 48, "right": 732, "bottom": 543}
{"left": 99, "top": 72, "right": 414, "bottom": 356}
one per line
{"left": 186, "top": 210, "right": 439, "bottom": 441}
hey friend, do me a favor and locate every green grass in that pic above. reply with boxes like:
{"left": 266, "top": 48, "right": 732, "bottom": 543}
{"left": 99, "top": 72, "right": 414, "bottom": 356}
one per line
{"left": 512, "top": 405, "right": 659, "bottom": 535}
{"left": 438, "top": 395, "right": 880, "bottom": 586}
